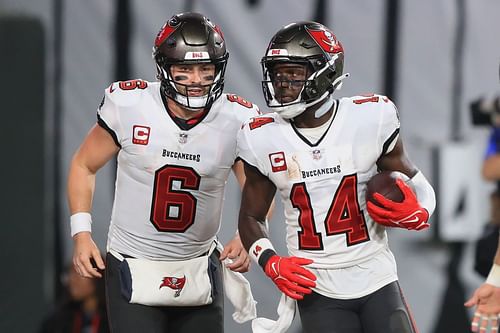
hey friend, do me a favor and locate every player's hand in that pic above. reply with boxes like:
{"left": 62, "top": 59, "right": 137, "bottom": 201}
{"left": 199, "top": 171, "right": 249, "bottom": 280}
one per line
{"left": 72, "top": 232, "right": 105, "bottom": 278}
{"left": 264, "top": 255, "right": 316, "bottom": 300}
{"left": 465, "top": 283, "right": 500, "bottom": 332}
{"left": 366, "top": 179, "right": 429, "bottom": 230}
{"left": 220, "top": 234, "right": 250, "bottom": 273}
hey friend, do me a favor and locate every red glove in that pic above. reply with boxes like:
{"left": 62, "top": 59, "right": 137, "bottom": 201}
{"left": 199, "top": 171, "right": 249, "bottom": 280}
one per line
{"left": 366, "top": 178, "right": 429, "bottom": 230}
{"left": 264, "top": 255, "right": 317, "bottom": 300}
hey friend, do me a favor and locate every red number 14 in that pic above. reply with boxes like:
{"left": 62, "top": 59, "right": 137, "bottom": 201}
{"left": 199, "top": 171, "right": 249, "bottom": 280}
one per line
{"left": 290, "top": 174, "right": 369, "bottom": 250}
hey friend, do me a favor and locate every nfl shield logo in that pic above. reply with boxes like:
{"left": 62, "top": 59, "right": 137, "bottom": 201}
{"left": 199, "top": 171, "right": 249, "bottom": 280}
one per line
{"left": 312, "top": 149, "right": 322, "bottom": 160}
{"left": 179, "top": 133, "right": 188, "bottom": 144}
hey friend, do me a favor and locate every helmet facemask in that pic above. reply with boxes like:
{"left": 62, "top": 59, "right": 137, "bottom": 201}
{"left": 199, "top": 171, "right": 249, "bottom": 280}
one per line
{"left": 155, "top": 56, "right": 228, "bottom": 110}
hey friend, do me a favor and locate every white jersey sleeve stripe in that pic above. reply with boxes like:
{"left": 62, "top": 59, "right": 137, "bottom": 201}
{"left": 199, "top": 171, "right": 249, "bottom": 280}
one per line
{"left": 381, "top": 127, "right": 399, "bottom": 156}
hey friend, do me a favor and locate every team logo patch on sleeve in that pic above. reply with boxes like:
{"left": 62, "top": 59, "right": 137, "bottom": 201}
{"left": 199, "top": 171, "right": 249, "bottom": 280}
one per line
{"left": 269, "top": 152, "right": 287, "bottom": 172}
{"left": 159, "top": 276, "right": 186, "bottom": 297}
{"left": 132, "top": 125, "right": 151, "bottom": 145}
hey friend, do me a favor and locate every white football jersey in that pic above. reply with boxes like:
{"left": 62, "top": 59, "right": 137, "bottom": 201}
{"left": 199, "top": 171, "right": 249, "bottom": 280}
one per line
{"left": 98, "top": 80, "right": 259, "bottom": 260}
{"left": 238, "top": 94, "right": 400, "bottom": 269}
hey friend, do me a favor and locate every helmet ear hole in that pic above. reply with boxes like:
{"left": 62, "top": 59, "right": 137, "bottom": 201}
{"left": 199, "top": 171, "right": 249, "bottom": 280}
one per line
{"left": 304, "top": 81, "right": 318, "bottom": 99}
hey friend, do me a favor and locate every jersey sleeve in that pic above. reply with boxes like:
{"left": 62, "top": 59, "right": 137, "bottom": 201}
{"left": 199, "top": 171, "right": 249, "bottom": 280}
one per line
{"left": 236, "top": 120, "right": 269, "bottom": 177}
{"left": 97, "top": 84, "right": 122, "bottom": 147}
{"left": 227, "top": 94, "right": 261, "bottom": 124}
{"left": 378, "top": 97, "right": 401, "bottom": 156}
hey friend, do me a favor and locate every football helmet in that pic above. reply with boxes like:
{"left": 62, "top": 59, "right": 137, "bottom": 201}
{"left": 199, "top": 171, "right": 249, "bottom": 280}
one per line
{"left": 261, "top": 21, "right": 348, "bottom": 119}
{"left": 153, "top": 12, "right": 228, "bottom": 110}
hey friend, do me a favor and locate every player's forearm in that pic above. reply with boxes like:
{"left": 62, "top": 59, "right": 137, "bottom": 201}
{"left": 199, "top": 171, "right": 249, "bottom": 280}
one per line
{"left": 238, "top": 162, "right": 276, "bottom": 250}
{"left": 238, "top": 212, "right": 269, "bottom": 252}
{"left": 67, "top": 158, "right": 96, "bottom": 214}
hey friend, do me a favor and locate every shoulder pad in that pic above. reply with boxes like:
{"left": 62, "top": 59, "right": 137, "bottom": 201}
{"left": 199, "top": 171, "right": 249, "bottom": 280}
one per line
{"left": 220, "top": 93, "right": 260, "bottom": 121}
{"left": 105, "top": 79, "right": 152, "bottom": 107}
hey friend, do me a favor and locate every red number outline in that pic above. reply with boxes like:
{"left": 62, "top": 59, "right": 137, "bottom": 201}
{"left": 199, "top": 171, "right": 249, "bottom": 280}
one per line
{"left": 227, "top": 94, "right": 253, "bottom": 108}
{"left": 150, "top": 165, "right": 201, "bottom": 232}
{"left": 291, "top": 183, "right": 324, "bottom": 250}
{"left": 353, "top": 93, "right": 389, "bottom": 105}
{"left": 249, "top": 117, "right": 274, "bottom": 130}
{"left": 118, "top": 79, "right": 148, "bottom": 91}
{"left": 323, "top": 174, "right": 369, "bottom": 246}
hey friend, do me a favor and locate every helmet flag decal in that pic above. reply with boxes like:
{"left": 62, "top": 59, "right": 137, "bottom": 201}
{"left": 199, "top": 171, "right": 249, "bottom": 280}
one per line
{"left": 155, "top": 23, "right": 177, "bottom": 47}
{"left": 214, "top": 25, "right": 225, "bottom": 40}
{"left": 305, "top": 28, "right": 343, "bottom": 54}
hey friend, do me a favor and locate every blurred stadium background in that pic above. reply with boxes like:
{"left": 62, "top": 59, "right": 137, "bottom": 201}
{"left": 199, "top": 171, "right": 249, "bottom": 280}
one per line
{"left": 2, "top": 0, "right": 500, "bottom": 332}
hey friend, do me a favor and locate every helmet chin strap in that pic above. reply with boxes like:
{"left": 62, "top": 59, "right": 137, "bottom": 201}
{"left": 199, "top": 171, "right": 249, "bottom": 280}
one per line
{"left": 274, "top": 103, "right": 306, "bottom": 119}
{"left": 314, "top": 95, "right": 335, "bottom": 118}
{"left": 275, "top": 91, "right": 331, "bottom": 120}
{"left": 275, "top": 89, "right": 331, "bottom": 119}
{"left": 314, "top": 73, "right": 349, "bottom": 118}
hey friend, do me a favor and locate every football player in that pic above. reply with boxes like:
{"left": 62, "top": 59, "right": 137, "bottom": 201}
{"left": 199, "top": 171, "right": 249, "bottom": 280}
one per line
{"left": 465, "top": 128, "right": 500, "bottom": 332}
{"left": 68, "top": 12, "right": 259, "bottom": 333}
{"left": 237, "top": 21, "right": 436, "bottom": 333}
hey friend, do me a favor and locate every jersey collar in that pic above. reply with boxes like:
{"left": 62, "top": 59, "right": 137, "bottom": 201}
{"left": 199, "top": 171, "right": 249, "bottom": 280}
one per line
{"left": 290, "top": 99, "right": 339, "bottom": 147}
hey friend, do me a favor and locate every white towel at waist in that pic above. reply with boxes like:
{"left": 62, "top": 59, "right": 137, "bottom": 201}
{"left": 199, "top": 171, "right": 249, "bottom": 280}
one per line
{"left": 216, "top": 240, "right": 257, "bottom": 323}
{"left": 252, "top": 294, "right": 296, "bottom": 333}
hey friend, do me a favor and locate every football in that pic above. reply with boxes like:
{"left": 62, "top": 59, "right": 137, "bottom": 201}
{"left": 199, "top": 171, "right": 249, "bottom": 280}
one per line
{"left": 365, "top": 171, "right": 410, "bottom": 204}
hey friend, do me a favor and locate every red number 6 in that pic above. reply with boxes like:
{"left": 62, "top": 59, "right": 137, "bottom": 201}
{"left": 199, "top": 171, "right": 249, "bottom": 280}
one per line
{"left": 150, "top": 165, "right": 201, "bottom": 232}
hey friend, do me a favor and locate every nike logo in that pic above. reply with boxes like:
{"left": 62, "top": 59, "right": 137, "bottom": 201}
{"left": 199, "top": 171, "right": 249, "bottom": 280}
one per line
{"left": 395, "top": 210, "right": 424, "bottom": 224}
{"left": 402, "top": 216, "right": 419, "bottom": 224}
{"left": 271, "top": 262, "right": 279, "bottom": 276}
{"left": 109, "top": 83, "right": 116, "bottom": 93}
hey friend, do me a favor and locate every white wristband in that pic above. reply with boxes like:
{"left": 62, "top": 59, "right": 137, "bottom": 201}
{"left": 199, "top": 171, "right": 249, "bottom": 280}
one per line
{"left": 70, "top": 212, "right": 92, "bottom": 237}
{"left": 486, "top": 264, "right": 500, "bottom": 287}
{"left": 249, "top": 238, "right": 276, "bottom": 264}
{"left": 409, "top": 171, "right": 436, "bottom": 217}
